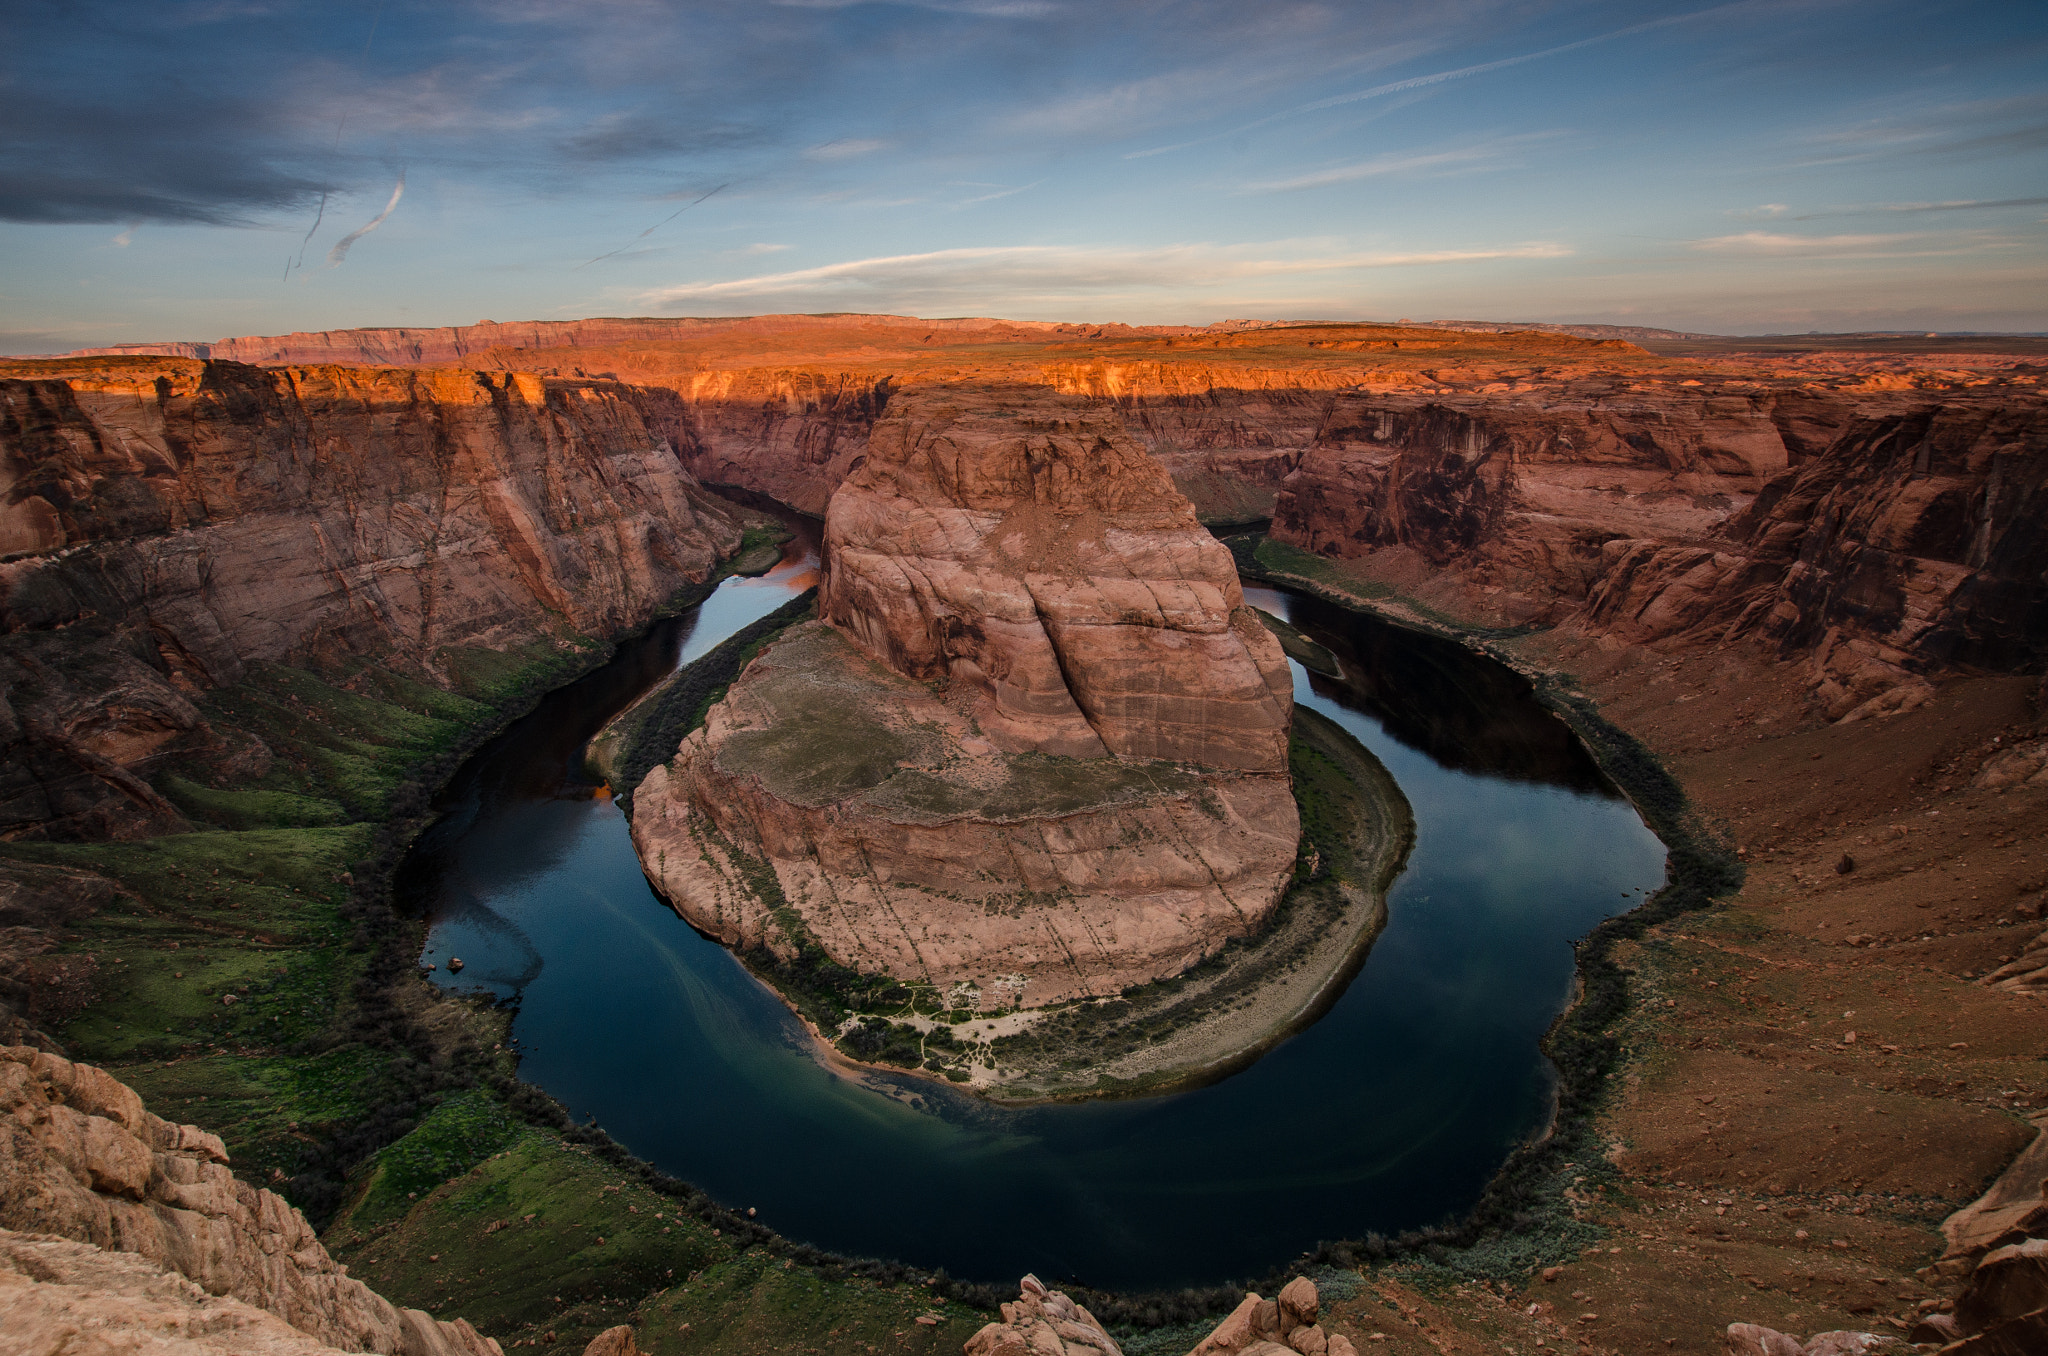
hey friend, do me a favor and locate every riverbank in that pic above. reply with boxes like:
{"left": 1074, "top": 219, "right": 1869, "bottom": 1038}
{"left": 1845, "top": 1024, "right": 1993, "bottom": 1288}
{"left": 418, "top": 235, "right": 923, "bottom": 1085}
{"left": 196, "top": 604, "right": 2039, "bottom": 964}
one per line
{"left": 969, "top": 706, "right": 1412, "bottom": 1101}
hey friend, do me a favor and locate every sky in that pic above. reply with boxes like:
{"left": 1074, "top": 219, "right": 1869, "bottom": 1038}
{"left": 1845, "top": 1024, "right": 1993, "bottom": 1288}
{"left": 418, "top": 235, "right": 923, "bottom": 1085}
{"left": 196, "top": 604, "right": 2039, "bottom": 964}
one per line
{"left": 2, "top": 0, "right": 2045, "bottom": 352}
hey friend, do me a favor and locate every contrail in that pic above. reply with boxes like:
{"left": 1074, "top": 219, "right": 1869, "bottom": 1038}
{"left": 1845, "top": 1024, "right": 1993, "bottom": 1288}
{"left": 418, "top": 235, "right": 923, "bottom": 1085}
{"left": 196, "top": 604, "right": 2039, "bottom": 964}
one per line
{"left": 576, "top": 183, "right": 729, "bottom": 269}
{"left": 292, "top": 192, "right": 328, "bottom": 273}
{"left": 286, "top": 1, "right": 383, "bottom": 279}
{"left": 326, "top": 170, "right": 405, "bottom": 267}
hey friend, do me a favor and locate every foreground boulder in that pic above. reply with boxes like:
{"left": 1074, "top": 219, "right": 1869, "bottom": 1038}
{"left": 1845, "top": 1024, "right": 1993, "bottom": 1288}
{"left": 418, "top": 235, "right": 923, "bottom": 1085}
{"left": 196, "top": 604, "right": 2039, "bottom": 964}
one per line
{"left": 1724, "top": 1325, "right": 1892, "bottom": 1355}
{"left": 634, "top": 391, "right": 1300, "bottom": 1012}
{"left": 0, "top": 1045, "right": 499, "bottom": 1356}
{"left": 967, "top": 1275, "right": 1355, "bottom": 1356}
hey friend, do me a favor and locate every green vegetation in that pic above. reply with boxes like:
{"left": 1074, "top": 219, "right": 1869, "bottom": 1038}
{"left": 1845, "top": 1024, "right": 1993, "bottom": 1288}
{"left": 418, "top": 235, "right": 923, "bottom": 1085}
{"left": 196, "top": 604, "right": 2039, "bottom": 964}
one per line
{"left": 598, "top": 592, "right": 818, "bottom": 802}
{"left": 726, "top": 524, "right": 793, "bottom": 578}
{"left": 977, "top": 706, "right": 1412, "bottom": 1098}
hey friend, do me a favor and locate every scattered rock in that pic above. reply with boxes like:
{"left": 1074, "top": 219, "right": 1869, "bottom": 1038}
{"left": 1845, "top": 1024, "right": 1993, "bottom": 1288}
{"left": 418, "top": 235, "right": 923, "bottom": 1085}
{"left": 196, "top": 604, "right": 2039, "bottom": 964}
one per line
{"left": 1835, "top": 853, "right": 1856, "bottom": 875}
{"left": 1725, "top": 1322, "right": 1803, "bottom": 1356}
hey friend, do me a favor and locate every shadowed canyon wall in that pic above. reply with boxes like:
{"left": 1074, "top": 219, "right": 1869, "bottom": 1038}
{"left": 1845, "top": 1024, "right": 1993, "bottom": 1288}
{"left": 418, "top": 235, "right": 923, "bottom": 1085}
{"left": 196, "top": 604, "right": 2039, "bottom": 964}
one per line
{"left": 1267, "top": 389, "right": 2047, "bottom": 721}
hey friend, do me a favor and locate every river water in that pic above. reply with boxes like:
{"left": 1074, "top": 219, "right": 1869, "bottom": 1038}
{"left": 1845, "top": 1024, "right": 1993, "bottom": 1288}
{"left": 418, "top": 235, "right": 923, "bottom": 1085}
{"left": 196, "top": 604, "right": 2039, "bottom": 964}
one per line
{"left": 408, "top": 524, "right": 1665, "bottom": 1290}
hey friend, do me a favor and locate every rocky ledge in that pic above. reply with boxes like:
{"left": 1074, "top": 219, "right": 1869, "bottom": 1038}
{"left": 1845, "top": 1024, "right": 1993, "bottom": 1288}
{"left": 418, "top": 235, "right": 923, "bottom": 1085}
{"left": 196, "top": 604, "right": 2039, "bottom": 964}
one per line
{"left": 0, "top": 1046, "right": 498, "bottom": 1356}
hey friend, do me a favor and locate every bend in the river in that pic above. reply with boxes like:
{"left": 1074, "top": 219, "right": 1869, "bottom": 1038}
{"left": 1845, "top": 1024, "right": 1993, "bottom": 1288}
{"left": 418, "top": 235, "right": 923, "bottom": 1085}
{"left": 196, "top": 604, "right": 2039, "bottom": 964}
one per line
{"left": 405, "top": 511, "right": 1667, "bottom": 1291}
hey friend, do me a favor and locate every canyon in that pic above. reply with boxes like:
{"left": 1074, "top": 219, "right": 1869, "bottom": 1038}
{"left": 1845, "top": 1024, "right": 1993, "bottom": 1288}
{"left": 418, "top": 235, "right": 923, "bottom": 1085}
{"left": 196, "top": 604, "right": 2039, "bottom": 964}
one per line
{"left": 0, "top": 314, "right": 2044, "bottom": 1355}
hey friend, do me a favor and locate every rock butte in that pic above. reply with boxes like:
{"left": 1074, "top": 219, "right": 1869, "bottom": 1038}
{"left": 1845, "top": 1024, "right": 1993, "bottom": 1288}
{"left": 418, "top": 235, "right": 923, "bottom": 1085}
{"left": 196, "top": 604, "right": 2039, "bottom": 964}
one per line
{"left": 632, "top": 391, "right": 1299, "bottom": 1010}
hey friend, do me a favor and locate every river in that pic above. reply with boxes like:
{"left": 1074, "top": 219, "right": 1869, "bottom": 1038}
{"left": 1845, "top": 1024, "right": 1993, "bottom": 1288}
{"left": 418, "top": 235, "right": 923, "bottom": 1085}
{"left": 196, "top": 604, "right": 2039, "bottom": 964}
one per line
{"left": 407, "top": 521, "right": 1665, "bottom": 1290}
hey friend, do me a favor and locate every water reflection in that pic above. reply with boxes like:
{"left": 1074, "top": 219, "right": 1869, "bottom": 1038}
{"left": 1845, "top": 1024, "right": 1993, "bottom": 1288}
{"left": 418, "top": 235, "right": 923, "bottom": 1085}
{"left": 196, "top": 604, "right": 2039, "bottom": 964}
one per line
{"left": 407, "top": 539, "right": 1665, "bottom": 1289}
{"left": 1263, "top": 590, "right": 1611, "bottom": 795}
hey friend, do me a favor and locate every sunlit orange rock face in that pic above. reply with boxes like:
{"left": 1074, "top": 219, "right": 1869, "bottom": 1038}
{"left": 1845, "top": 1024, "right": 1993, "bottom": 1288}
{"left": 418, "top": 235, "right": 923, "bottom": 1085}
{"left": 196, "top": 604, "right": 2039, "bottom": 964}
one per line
{"left": 632, "top": 388, "right": 1300, "bottom": 1011}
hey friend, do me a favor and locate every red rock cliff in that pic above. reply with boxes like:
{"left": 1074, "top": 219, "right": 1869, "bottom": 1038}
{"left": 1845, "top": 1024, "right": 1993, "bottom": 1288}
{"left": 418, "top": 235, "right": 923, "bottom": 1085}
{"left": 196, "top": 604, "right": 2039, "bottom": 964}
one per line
{"left": 1267, "top": 386, "right": 2047, "bottom": 720}
{"left": 0, "top": 358, "right": 742, "bottom": 838}
{"left": 821, "top": 390, "right": 1293, "bottom": 770}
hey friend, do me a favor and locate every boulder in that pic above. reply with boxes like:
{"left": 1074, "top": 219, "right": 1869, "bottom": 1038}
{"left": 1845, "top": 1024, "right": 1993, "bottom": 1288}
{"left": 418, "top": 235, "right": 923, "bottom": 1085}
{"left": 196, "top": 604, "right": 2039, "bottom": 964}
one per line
{"left": 1725, "top": 1324, "right": 1803, "bottom": 1356}
{"left": 580, "top": 1327, "right": 641, "bottom": 1356}
{"left": 967, "top": 1276, "right": 1121, "bottom": 1356}
{"left": 1955, "top": 1238, "right": 2048, "bottom": 1335}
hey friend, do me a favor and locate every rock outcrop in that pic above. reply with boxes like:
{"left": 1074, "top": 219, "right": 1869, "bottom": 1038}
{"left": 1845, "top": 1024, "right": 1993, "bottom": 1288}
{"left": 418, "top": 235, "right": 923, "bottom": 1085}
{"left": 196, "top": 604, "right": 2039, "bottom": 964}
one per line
{"left": 0, "top": 1045, "right": 499, "bottom": 1356}
{"left": 1722, "top": 1326, "right": 1893, "bottom": 1356}
{"left": 1268, "top": 388, "right": 2047, "bottom": 720}
{"left": 0, "top": 1228, "right": 370, "bottom": 1356}
{"left": 633, "top": 391, "right": 1298, "bottom": 1012}
{"left": 820, "top": 393, "right": 1292, "bottom": 769}
{"left": 0, "top": 358, "right": 742, "bottom": 838}
{"left": 966, "top": 1275, "right": 1356, "bottom": 1356}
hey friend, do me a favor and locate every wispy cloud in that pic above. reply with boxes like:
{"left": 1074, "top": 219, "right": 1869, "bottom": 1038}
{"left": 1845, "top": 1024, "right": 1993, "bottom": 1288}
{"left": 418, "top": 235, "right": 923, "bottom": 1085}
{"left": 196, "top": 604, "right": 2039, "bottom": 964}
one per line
{"left": 805, "top": 138, "right": 890, "bottom": 161}
{"left": 1685, "top": 229, "right": 2029, "bottom": 259}
{"left": 639, "top": 238, "right": 1572, "bottom": 307}
{"left": 1242, "top": 135, "right": 1557, "bottom": 192}
{"left": 954, "top": 180, "right": 1043, "bottom": 207}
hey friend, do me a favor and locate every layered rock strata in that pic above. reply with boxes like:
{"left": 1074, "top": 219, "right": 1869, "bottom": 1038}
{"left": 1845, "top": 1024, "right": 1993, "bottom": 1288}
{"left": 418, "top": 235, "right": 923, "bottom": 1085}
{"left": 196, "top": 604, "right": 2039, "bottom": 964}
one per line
{"left": 633, "top": 392, "right": 1298, "bottom": 1011}
{"left": 820, "top": 393, "right": 1292, "bottom": 768}
{"left": 0, "top": 358, "right": 742, "bottom": 838}
{"left": 1268, "top": 389, "right": 2047, "bottom": 721}
{"left": 0, "top": 1045, "right": 499, "bottom": 1356}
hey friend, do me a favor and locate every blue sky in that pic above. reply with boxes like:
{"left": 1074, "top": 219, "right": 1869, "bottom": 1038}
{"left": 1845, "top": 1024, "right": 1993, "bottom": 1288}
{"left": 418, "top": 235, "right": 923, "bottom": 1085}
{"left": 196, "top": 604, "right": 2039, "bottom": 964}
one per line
{"left": 3, "top": 0, "right": 2044, "bottom": 351}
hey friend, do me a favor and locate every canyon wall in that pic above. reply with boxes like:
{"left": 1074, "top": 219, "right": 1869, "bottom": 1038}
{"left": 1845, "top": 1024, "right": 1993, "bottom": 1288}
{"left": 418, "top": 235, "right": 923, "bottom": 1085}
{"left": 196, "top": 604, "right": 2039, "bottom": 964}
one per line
{"left": 632, "top": 390, "right": 1299, "bottom": 1010}
{"left": 1267, "top": 387, "right": 2047, "bottom": 720}
{"left": 0, "top": 358, "right": 742, "bottom": 839}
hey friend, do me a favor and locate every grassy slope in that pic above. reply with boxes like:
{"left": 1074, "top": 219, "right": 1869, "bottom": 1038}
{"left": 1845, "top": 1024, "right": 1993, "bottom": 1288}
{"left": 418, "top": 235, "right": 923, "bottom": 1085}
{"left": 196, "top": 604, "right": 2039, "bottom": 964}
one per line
{"left": 4, "top": 539, "right": 1003, "bottom": 1350}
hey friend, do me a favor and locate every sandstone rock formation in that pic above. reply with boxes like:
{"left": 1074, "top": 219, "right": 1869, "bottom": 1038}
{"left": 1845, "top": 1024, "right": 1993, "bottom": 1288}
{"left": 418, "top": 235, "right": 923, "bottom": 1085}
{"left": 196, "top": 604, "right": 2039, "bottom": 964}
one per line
{"left": 1722, "top": 1326, "right": 1893, "bottom": 1356}
{"left": 634, "top": 624, "right": 1297, "bottom": 1009}
{"left": 0, "top": 1045, "right": 499, "bottom": 1356}
{"left": 1268, "top": 389, "right": 2046, "bottom": 721}
{"left": 0, "top": 358, "right": 742, "bottom": 839}
{"left": 633, "top": 391, "right": 1298, "bottom": 1012}
{"left": 0, "top": 1229, "right": 364, "bottom": 1356}
{"left": 966, "top": 1275, "right": 1356, "bottom": 1356}
{"left": 820, "top": 393, "right": 1292, "bottom": 769}
{"left": 965, "top": 1274, "right": 1122, "bottom": 1356}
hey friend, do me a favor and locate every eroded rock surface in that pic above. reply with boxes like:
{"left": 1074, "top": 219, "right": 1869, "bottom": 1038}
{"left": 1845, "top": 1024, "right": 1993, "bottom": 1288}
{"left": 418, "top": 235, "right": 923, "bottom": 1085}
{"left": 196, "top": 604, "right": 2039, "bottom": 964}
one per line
{"left": 0, "top": 358, "right": 742, "bottom": 838}
{"left": 0, "top": 1228, "right": 360, "bottom": 1356}
{"left": 0, "top": 1045, "right": 499, "bottom": 1356}
{"left": 634, "top": 390, "right": 1298, "bottom": 1012}
{"left": 1268, "top": 389, "right": 2047, "bottom": 720}
{"left": 966, "top": 1275, "right": 1356, "bottom": 1356}
{"left": 634, "top": 623, "right": 1297, "bottom": 1009}
{"left": 821, "top": 392, "right": 1292, "bottom": 770}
